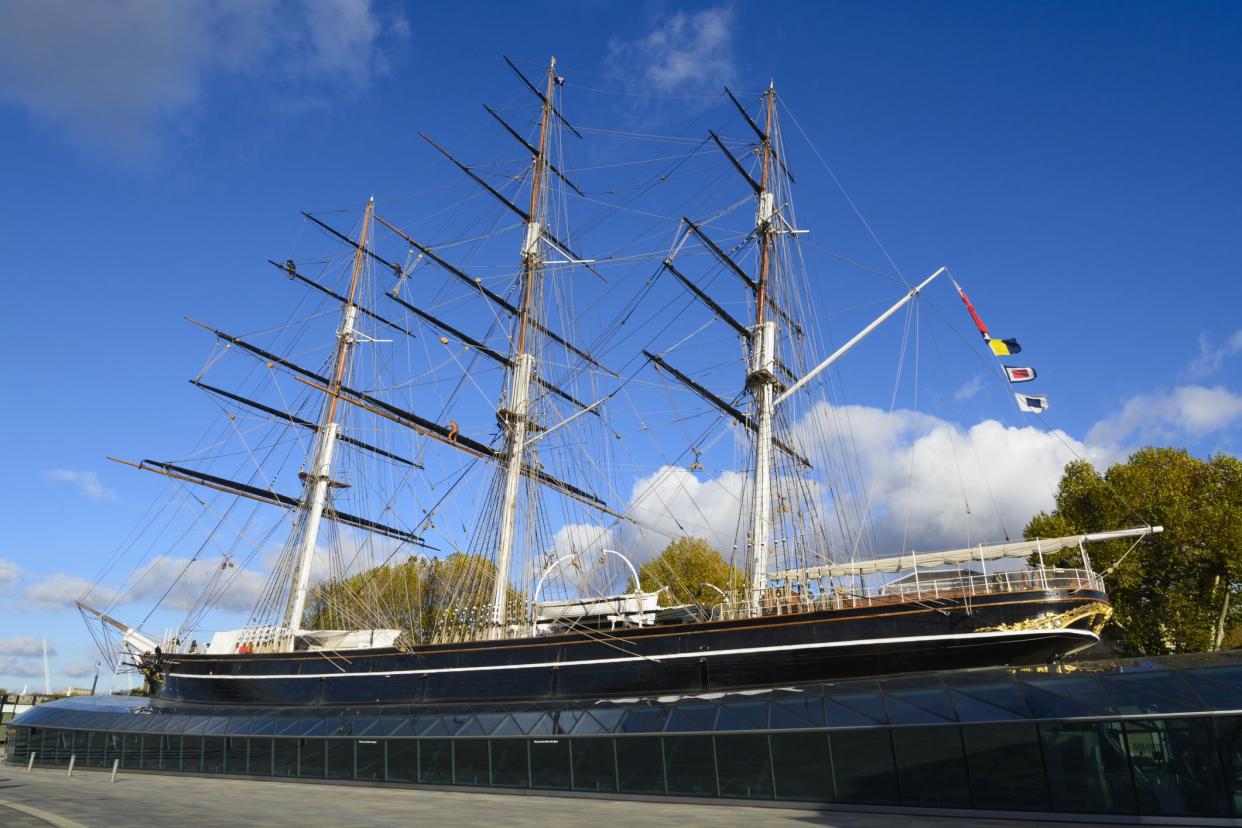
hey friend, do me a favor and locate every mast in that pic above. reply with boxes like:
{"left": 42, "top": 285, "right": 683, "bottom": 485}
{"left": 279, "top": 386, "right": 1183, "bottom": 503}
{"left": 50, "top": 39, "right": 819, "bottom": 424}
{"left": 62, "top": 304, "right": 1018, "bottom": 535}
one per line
{"left": 279, "top": 198, "right": 375, "bottom": 643}
{"left": 490, "top": 57, "right": 558, "bottom": 637}
{"left": 747, "top": 83, "right": 778, "bottom": 615}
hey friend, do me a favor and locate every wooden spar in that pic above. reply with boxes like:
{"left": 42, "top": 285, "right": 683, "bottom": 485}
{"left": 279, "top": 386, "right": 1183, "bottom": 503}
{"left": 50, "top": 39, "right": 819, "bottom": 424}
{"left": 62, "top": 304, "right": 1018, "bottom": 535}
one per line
{"left": 484, "top": 105, "right": 585, "bottom": 197}
{"left": 709, "top": 130, "right": 761, "bottom": 193}
{"left": 643, "top": 350, "right": 810, "bottom": 468}
{"left": 419, "top": 132, "right": 607, "bottom": 284}
{"left": 191, "top": 380, "right": 422, "bottom": 469}
{"left": 301, "top": 212, "right": 403, "bottom": 276}
{"left": 724, "top": 87, "right": 794, "bottom": 182}
{"left": 271, "top": 260, "right": 416, "bottom": 338}
{"left": 107, "top": 456, "right": 430, "bottom": 547}
{"left": 288, "top": 375, "right": 617, "bottom": 515}
{"left": 682, "top": 218, "right": 756, "bottom": 290}
{"left": 661, "top": 259, "right": 749, "bottom": 337}
{"left": 502, "top": 55, "right": 583, "bottom": 139}
{"left": 384, "top": 293, "right": 600, "bottom": 414}
{"left": 373, "top": 215, "right": 614, "bottom": 374}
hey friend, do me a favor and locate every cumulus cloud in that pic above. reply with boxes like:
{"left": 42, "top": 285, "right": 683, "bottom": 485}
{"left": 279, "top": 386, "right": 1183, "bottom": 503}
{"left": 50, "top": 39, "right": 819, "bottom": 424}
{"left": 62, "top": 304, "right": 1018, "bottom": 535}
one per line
{"left": 23, "top": 573, "right": 112, "bottom": 610}
{"left": 606, "top": 4, "right": 737, "bottom": 94}
{"left": 0, "top": 657, "right": 46, "bottom": 679}
{"left": 0, "top": 637, "right": 52, "bottom": 657}
{"left": 0, "top": 558, "right": 19, "bottom": 589}
{"left": 613, "top": 402, "right": 1099, "bottom": 565}
{"left": 44, "top": 469, "right": 117, "bottom": 502}
{"left": 1086, "top": 385, "right": 1242, "bottom": 452}
{"left": 0, "top": 0, "right": 406, "bottom": 159}
{"left": 953, "top": 375, "right": 985, "bottom": 402}
{"left": 1185, "top": 330, "right": 1242, "bottom": 380}
{"left": 62, "top": 659, "right": 99, "bottom": 679}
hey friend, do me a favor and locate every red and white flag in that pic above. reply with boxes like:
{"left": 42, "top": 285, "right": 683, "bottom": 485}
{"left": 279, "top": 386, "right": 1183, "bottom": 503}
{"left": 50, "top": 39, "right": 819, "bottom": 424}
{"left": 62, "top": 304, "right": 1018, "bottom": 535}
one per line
{"left": 1004, "top": 366, "right": 1037, "bottom": 383}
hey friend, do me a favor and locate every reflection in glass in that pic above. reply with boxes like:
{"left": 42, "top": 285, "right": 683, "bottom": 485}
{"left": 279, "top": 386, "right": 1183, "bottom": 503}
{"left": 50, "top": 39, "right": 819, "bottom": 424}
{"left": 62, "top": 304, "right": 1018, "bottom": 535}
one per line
{"left": 490, "top": 739, "right": 529, "bottom": 788}
{"left": 962, "top": 723, "right": 1049, "bottom": 811}
{"left": 1125, "top": 718, "right": 1227, "bottom": 817}
{"left": 892, "top": 726, "right": 970, "bottom": 808}
{"left": 772, "top": 731, "right": 832, "bottom": 802}
{"left": 1041, "top": 721, "right": 1135, "bottom": 814}
{"left": 617, "top": 737, "right": 664, "bottom": 794}
{"left": 664, "top": 735, "right": 716, "bottom": 796}
{"left": 571, "top": 738, "right": 616, "bottom": 792}
{"left": 529, "top": 738, "right": 570, "bottom": 789}
{"left": 830, "top": 729, "right": 896, "bottom": 805}
{"left": 715, "top": 734, "right": 772, "bottom": 799}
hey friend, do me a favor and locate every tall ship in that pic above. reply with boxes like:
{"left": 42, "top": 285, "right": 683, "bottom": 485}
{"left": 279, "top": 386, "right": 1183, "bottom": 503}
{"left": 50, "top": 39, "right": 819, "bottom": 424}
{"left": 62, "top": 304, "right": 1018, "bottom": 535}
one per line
{"left": 77, "top": 57, "right": 1158, "bottom": 707}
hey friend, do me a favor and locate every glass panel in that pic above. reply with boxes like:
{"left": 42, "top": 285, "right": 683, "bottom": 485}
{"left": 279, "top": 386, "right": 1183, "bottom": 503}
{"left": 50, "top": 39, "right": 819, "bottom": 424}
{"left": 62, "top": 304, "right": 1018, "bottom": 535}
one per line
{"left": 140, "top": 735, "right": 161, "bottom": 771}
{"left": 715, "top": 734, "right": 772, "bottom": 800}
{"left": 530, "top": 738, "right": 570, "bottom": 790}
{"left": 663, "top": 736, "right": 716, "bottom": 796}
{"left": 202, "top": 736, "right": 224, "bottom": 774}
{"left": 886, "top": 689, "right": 955, "bottom": 725}
{"left": 159, "top": 735, "right": 180, "bottom": 772}
{"left": 386, "top": 740, "right": 417, "bottom": 783}
{"left": 892, "top": 726, "right": 970, "bottom": 808}
{"left": 715, "top": 701, "right": 768, "bottom": 731}
{"left": 617, "top": 707, "right": 668, "bottom": 734}
{"left": 950, "top": 683, "right": 1031, "bottom": 722}
{"left": 1103, "top": 672, "right": 1201, "bottom": 715}
{"left": 1216, "top": 716, "right": 1242, "bottom": 817}
{"left": 418, "top": 739, "right": 452, "bottom": 784}
{"left": 355, "top": 740, "right": 383, "bottom": 781}
{"left": 84, "top": 732, "right": 106, "bottom": 768}
{"left": 326, "top": 740, "right": 354, "bottom": 780}
{"left": 616, "top": 737, "right": 664, "bottom": 794}
{"left": 1125, "top": 718, "right": 1227, "bottom": 817}
{"left": 1023, "top": 677, "right": 1115, "bottom": 719}
{"left": 664, "top": 705, "right": 717, "bottom": 734}
{"left": 247, "top": 738, "right": 272, "bottom": 776}
{"left": 769, "top": 696, "right": 826, "bottom": 729}
{"left": 570, "top": 739, "right": 616, "bottom": 792}
{"left": 962, "top": 723, "right": 1049, "bottom": 811}
{"left": 490, "top": 739, "right": 529, "bottom": 788}
{"left": 453, "top": 740, "right": 489, "bottom": 786}
{"left": 182, "top": 736, "right": 203, "bottom": 773}
{"left": 297, "top": 738, "right": 324, "bottom": 778}
{"left": 1184, "top": 666, "right": 1242, "bottom": 709}
{"left": 1040, "top": 721, "right": 1135, "bottom": 814}
{"left": 825, "top": 693, "right": 886, "bottom": 727}
{"left": 829, "top": 729, "right": 896, "bottom": 805}
{"left": 772, "top": 731, "right": 832, "bottom": 802}
{"left": 224, "top": 737, "right": 247, "bottom": 775}
{"left": 272, "top": 739, "right": 298, "bottom": 777}
{"left": 122, "top": 733, "right": 142, "bottom": 770}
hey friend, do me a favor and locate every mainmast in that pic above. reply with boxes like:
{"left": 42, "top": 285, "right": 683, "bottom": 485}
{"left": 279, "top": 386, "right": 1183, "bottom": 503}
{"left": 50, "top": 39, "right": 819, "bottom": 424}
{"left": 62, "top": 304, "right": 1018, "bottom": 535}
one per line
{"left": 280, "top": 198, "right": 375, "bottom": 643}
{"left": 490, "top": 57, "right": 558, "bottom": 637}
{"left": 747, "top": 84, "right": 779, "bottom": 615}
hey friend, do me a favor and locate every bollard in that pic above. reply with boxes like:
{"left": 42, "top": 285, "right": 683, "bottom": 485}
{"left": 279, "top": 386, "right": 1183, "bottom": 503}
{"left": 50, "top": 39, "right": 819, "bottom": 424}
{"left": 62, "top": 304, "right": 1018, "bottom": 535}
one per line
{"left": 67, "top": 755, "right": 75, "bottom": 778}
{"left": 110, "top": 758, "right": 120, "bottom": 783}
{"left": 26, "top": 752, "right": 36, "bottom": 772}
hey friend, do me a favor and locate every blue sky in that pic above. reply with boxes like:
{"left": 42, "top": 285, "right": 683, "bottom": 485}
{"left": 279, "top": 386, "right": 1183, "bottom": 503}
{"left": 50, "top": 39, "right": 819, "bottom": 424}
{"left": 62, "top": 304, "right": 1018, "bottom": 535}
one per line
{"left": 0, "top": 1, "right": 1239, "bottom": 691}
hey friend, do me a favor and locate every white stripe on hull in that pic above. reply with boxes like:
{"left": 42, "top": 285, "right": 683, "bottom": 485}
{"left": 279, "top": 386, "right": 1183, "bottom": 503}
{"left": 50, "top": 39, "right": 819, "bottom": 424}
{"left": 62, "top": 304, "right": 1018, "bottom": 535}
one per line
{"left": 167, "top": 627, "right": 1097, "bottom": 682}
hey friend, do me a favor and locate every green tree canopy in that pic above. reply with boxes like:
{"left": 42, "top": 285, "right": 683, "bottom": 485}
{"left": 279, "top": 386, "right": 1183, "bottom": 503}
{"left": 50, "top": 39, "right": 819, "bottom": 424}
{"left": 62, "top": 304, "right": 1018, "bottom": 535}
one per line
{"left": 635, "top": 536, "right": 745, "bottom": 608}
{"left": 1025, "top": 447, "right": 1242, "bottom": 656}
{"left": 305, "top": 552, "right": 526, "bottom": 644}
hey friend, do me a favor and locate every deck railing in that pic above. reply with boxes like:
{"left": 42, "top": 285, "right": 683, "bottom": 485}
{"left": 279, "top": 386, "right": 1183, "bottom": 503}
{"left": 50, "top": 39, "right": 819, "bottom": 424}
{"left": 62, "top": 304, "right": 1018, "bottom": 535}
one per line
{"left": 714, "top": 567, "right": 1106, "bottom": 621}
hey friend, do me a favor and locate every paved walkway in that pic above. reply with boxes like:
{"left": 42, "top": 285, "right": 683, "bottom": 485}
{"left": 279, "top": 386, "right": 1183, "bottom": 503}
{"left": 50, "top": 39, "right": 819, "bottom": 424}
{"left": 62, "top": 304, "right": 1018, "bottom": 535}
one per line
{"left": 0, "top": 766, "right": 1111, "bottom": 827}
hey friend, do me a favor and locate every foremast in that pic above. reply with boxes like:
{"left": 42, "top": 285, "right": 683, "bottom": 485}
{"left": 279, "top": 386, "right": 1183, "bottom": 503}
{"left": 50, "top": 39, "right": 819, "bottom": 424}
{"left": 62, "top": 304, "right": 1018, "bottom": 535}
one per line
{"left": 280, "top": 198, "right": 375, "bottom": 646}
{"left": 490, "top": 57, "right": 558, "bottom": 638}
{"left": 747, "top": 84, "right": 779, "bottom": 615}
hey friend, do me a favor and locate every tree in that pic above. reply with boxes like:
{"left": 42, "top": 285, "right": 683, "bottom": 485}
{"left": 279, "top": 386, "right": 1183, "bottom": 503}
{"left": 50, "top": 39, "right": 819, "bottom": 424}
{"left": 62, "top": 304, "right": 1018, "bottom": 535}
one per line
{"left": 635, "top": 537, "right": 746, "bottom": 608}
{"left": 1025, "top": 447, "right": 1242, "bottom": 656}
{"left": 305, "top": 552, "right": 526, "bottom": 644}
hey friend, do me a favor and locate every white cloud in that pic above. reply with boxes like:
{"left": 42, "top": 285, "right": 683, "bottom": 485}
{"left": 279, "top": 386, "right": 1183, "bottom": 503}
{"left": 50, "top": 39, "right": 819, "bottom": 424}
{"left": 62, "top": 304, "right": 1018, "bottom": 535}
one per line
{"left": 0, "top": 558, "right": 19, "bottom": 589}
{"left": 62, "top": 659, "right": 98, "bottom": 679}
{"left": 123, "top": 556, "right": 268, "bottom": 613}
{"left": 0, "top": 0, "right": 406, "bottom": 160}
{"left": 1086, "top": 385, "right": 1242, "bottom": 451}
{"left": 606, "top": 4, "right": 737, "bottom": 94}
{"left": 0, "top": 657, "right": 45, "bottom": 679}
{"left": 1185, "top": 330, "right": 1242, "bottom": 380}
{"left": 953, "top": 375, "right": 985, "bottom": 402}
{"left": 614, "top": 402, "right": 1099, "bottom": 566}
{"left": 0, "top": 637, "right": 52, "bottom": 657}
{"left": 23, "top": 573, "right": 112, "bottom": 610}
{"left": 44, "top": 469, "right": 117, "bottom": 502}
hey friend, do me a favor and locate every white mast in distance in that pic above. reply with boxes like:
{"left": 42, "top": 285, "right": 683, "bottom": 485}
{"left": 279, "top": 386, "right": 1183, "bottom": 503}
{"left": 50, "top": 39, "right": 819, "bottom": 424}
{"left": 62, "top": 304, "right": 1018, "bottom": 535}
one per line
{"left": 279, "top": 199, "right": 376, "bottom": 647}
{"left": 490, "top": 57, "right": 558, "bottom": 639}
{"left": 747, "top": 83, "right": 780, "bottom": 616}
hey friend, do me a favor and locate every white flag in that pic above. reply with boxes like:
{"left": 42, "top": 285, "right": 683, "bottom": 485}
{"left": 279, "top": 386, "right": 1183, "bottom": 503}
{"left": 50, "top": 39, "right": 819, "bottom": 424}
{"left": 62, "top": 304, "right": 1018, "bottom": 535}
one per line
{"left": 1015, "top": 393, "right": 1048, "bottom": 413}
{"left": 1004, "top": 366, "right": 1037, "bottom": 383}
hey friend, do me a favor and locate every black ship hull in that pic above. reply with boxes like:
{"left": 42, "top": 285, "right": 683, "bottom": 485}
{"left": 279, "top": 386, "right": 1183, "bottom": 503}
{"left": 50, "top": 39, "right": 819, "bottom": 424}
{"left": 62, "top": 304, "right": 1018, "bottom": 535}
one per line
{"left": 151, "top": 588, "right": 1107, "bottom": 707}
